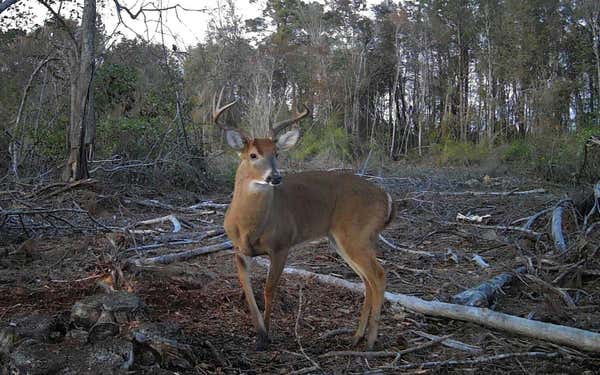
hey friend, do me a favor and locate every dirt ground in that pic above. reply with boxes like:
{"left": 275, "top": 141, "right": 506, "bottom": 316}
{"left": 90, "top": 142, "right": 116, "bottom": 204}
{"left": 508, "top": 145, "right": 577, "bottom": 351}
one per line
{"left": 1, "top": 166, "right": 599, "bottom": 374}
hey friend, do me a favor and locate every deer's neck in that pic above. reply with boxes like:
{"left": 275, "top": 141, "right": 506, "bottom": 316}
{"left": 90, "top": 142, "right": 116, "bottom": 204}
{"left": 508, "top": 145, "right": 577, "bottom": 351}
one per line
{"left": 230, "top": 166, "right": 274, "bottom": 231}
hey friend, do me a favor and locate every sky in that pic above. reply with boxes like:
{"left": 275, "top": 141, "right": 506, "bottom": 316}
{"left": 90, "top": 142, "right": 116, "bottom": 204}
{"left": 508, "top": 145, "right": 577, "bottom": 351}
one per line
{"left": 1, "top": 0, "right": 265, "bottom": 49}
{"left": 2, "top": 1, "right": 380, "bottom": 50}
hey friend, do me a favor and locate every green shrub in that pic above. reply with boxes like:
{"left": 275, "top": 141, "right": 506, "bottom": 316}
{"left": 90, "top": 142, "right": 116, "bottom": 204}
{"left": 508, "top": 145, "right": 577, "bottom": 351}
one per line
{"left": 509, "top": 127, "right": 600, "bottom": 183}
{"left": 96, "top": 117, "right": 165, "bottom": 159}
{"left": 502, "top": 139, "right": 533, "bottom": 162}
{"left": 437, "top": 140, "right": 489, "bottom": 166}
{"left": 291, "top": 113, "right": 351, "bottom": 163}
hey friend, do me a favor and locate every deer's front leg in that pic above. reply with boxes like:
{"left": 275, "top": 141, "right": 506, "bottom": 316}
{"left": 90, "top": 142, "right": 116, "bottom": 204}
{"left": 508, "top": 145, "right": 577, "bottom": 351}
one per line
{"left": 234, "top": 253, "right": 269, "bottom": 350}
{"left": 263, "top": 249, "right": 289, "bottom": 335}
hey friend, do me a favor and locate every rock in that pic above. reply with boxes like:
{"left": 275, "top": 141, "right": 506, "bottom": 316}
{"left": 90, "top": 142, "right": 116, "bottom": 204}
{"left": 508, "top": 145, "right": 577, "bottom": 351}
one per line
{"left": 131, "top": 322, "right": 196, "bottom": 369}
{"left": 71, "top": 291, "right": 144, "bottom": 329}
{"left": 58, "top": 337, "right": 134, "bottom": 375}
{"left": 88, "top": 310, "right": 119, "bottom": 343}
{"left": 65, "top": 329, "right": 89, "bottom": 346}
{"left": 0, "top": 314, "right": 66, "bottom": 355}
{"left": 464, "top": 178, "right": 480, "bottom": 187}
{"left": 9, "top": 341, "right": 68, "bottom": 375}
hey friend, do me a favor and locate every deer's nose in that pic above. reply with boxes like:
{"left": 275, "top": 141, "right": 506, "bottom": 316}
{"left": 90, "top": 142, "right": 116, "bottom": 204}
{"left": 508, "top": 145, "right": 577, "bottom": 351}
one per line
{"left": 266, "top": 173, "right": 282, "bottom": 186}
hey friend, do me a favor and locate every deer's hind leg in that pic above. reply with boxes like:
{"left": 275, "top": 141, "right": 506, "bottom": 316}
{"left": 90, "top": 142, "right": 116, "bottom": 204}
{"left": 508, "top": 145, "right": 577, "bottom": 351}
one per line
{"left": 330, "top": 234, "right": 386, "bottom": 349}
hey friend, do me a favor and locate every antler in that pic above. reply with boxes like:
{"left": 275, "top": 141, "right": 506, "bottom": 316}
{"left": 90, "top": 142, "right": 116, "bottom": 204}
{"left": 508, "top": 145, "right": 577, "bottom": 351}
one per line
{"left": 212, "top": 87, "right": 238, "bottom": 131}
{"left": 269, "top": 104, "right": 310, "bottom": 138}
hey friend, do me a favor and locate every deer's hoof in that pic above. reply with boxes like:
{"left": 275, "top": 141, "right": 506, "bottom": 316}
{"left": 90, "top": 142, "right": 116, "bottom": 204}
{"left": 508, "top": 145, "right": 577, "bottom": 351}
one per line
{"left": 351, "top": 334, "right": 364, "bottom": 347}
{"left": 255, "top": 334, "right": 270, "bottom": 351}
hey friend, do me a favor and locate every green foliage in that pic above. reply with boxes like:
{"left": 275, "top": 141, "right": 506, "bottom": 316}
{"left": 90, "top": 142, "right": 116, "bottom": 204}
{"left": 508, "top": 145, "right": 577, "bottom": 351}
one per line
{"left": 502, "top": 139, "right": 533, "bottom": 162}
{"left": 96, "top": 117, "right": 164, "bottom": 159}
{"left": 35, "top": 124, "right": 66, "bottom": 160}
{"left": 436, "top": 140, "right": 490, "bottom": 166}
{"left": 292, "top": 114, "right": 351, "bottom": 162}
{"left": 95, "top": 63, "right": 139, "bottom": 115}
{"left": 497, "top": 127, "right": 600, "bottom": 182}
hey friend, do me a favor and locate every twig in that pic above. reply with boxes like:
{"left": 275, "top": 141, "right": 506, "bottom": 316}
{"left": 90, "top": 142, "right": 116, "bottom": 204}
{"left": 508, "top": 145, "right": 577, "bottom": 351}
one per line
{"left": 411, "top": 330, "right": 482, "bottom": 354}
{"left": 50, "top": 274, "right": 103, "bottom": 283}
{"left": 523, "top": 274, "right": 576, "bottom": 308}
{"left": 447, "top": 221, "right": 543, "bottom": 239}
{"left": 319, "top": 334, "right": 452, "bottom": 358}
{"left": 319, "top": 328, "right": 355, "bottom": 340}
{"left": 419, "top": 188, "right": 546, "bottom": 196}
{"left": 392, "top": 351, "right": 560, "bottom": 369}
{"left": 289, "top": 365, "right": 320, "bottom": 375}
{"left": 132, "top": 214, "right": 182, "bottom": 233}
{"left": 295, "top": 285, "right": 321, "bottom": 371}
{"left": 186, "top": 201, "right": 229, "bottom": 210}
{"left": 128, "top": 241, "right": 233, "bottom": 266}
{"left": 378, "top": 235, "right": 436, "bottom": 257}
{"left": 521, "top": 208, "right": 553, "bottom": 230}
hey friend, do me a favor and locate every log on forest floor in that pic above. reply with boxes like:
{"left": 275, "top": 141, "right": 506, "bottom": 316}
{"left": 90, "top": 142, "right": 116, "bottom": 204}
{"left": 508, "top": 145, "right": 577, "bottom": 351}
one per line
{"left": 253, "top": 258, "right": 600, "bottom": 353}
{"left": 452, "top": 266, "right": 526, "bottom": 307}
{"left": 551, "top": 201, "right": 571, "bottom": 253}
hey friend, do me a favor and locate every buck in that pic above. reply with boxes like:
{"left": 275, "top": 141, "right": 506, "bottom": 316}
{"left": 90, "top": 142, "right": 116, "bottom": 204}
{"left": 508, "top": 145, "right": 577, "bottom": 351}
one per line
{"left": 213, "top": 91, "right": 394, "bottom": 350}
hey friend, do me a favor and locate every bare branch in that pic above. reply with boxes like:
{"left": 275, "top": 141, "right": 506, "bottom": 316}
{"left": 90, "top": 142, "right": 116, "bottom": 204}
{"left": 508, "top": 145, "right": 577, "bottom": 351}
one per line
{"left": 112, "top": 0, "right": 212, "bottom": 20}
{"left": 36, "top": 0, "right": 78, "bottom": 49}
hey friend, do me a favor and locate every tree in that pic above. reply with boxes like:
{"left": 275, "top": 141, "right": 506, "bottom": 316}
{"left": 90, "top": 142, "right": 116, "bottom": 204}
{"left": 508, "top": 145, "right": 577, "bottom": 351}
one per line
{"left": 63, "top": 0, "right": 96, "bottom": 181}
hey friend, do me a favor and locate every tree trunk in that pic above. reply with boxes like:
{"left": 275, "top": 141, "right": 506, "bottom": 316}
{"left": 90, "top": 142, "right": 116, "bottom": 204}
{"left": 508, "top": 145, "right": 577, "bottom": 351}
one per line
{"left": 591, "top": 12, "right": 600, "bottom": 123}
{"left": 63, "top": 0, "right": 96, "bottom": 182}
{"left": 485, "top": 4, "right": 494, "bottom": 143}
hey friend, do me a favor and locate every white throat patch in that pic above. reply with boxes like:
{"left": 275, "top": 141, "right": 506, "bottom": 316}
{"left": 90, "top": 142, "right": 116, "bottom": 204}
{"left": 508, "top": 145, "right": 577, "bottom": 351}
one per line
{"left": 248, "top": 179, "right": 272, "bottom": 192}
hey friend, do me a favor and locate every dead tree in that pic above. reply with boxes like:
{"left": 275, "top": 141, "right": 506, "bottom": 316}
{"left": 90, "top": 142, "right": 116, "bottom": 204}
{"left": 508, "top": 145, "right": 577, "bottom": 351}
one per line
{"left": 63, "top": 0, "right": 97, "bottom": 181}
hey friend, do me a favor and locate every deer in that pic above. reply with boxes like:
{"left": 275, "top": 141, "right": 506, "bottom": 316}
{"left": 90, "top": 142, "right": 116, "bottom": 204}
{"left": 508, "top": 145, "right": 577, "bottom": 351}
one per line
{"left": 213, "top": 90, "right": 394, "bottom": 351}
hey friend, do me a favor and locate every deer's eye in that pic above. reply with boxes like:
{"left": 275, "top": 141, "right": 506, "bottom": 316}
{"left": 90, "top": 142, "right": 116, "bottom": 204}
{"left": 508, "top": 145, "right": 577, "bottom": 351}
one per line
{"left": 250, "top": 153, "right": 257, "bottom": 159}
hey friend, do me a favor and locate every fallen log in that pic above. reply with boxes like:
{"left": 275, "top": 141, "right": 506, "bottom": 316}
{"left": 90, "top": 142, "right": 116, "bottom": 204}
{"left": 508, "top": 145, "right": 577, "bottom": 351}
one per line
{"left": 253, "top": 258, "right": 600, "bottom": 353}
{"left": 128, "top": 241, "right": 233, "bottom": 267}
{"left": 452, "top": 266, "right": 526, "bottom": 307}
{"left": 551, "top": 202, "right": 569, "bottom": 253}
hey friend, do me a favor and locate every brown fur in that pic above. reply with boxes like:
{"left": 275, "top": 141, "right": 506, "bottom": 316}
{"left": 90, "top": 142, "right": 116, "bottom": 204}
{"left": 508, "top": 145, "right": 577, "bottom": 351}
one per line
{"left": 224, "top": 138, "right": 391, "bottom": 350}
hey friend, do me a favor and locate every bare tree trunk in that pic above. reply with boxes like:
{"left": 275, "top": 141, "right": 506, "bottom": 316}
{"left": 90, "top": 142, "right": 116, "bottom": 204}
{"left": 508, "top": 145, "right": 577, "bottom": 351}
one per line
{"left": 63, "top": 0, "right": 96, "bottom": 182}
{"left": 484, "top": 3, "right": 494, "bottom": 142}
{"left": 591, "top": 10, "right": 600, "bottom": 123}
{"left": 9, "top": 57, "right": 56, "bottom": 177}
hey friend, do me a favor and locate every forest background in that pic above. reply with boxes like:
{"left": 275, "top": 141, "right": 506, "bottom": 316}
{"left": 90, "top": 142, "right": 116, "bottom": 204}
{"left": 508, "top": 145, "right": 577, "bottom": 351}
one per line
{"left": 1, "top": 0, "right": 599, "bottom": 189}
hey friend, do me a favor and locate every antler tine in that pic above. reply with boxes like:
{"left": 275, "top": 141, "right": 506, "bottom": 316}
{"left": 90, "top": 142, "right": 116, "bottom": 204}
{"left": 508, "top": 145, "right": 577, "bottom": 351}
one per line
{"left": 270, "top": 104, "right": 310, "bottom": 138}
{"left": 212, "top": 87, "right": 237, "bottom": 130}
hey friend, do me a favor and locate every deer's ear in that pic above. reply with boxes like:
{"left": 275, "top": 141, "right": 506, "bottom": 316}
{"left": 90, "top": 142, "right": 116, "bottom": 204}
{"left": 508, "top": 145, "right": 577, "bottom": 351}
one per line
{"left": 276, "top": 129, "right": 300, "bottom": 151}
{"left": 226, "top": 130, "right": 247, "bottom": 150}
